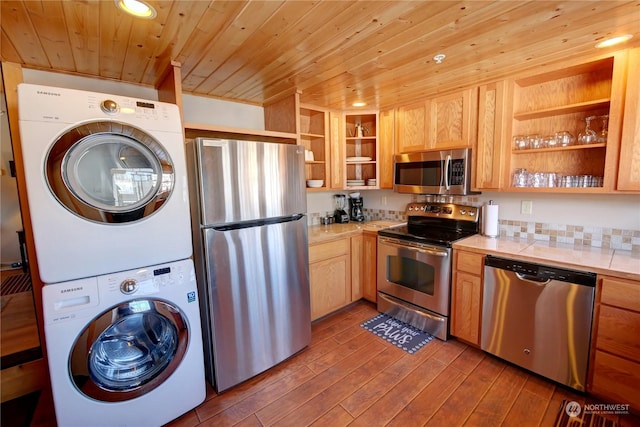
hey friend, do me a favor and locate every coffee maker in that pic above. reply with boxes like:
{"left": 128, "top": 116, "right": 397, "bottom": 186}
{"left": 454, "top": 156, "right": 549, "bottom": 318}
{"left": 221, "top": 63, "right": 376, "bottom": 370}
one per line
{"left": 349, "top": 196, "right": 364, "bottom": 222}
{"left": 333, "top": 194, "right": 350, "bottom": 223}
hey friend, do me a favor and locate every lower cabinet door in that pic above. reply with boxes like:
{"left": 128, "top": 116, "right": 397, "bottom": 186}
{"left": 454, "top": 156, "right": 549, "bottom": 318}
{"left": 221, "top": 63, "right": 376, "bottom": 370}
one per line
{"left": 309, "top": 254, "right": 350, "bottom": 320}
{"left": 591, "top": 350, "right": 640, "bottom": 412}
{"left": 451, "top": 271, "right": 482, "bottom": 345}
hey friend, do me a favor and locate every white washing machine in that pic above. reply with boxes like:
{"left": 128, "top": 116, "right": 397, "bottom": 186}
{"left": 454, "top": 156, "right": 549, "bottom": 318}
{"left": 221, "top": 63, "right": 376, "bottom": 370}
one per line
{"left": 17, "top": 84, "right": 192, "bottom": 284}
{"left": 43, "top": 258, "right": 205, "bottom": 427}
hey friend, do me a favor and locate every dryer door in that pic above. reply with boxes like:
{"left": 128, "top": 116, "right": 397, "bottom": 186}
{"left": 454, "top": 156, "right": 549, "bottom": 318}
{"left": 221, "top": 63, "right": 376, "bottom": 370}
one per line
{"left": 69, "top": 298, "right": 189, "bottom": 402}
{"left": 46, "top": 121, "right": 174, "bottom": 223}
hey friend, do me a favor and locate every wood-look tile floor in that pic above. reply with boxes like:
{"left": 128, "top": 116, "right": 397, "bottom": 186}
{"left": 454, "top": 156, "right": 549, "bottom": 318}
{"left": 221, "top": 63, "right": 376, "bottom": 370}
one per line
{"left": 163, "top": 301, "right": 639, "bottom": 427}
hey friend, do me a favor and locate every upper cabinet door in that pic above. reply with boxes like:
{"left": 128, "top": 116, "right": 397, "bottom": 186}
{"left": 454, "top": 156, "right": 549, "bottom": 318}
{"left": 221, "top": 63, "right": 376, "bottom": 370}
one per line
{"left": 617, "top": 48, "right": 640, "bottom": 192}
{"left": 429, "top": 88, "right": 477, "bottom": 150}
{"left": 378, "top": 109, "right": 395, "bottom": 189}
{"left": 396, "top": 101, "right": 429, "bottom": 153}
{"left": 475, "top": 81, "right": 507, "bottom": 190}
{"left": 329, "top": 111, "right": 345, "bottom": 189}
{"left": 395, "top": 88, "right": 478, "bottom": 154}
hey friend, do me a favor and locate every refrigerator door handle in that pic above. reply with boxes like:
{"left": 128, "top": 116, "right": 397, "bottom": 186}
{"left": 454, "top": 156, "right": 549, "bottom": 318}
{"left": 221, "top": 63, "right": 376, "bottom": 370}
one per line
{"left": 211, "top": 214, "right": 305, "bottom": 231}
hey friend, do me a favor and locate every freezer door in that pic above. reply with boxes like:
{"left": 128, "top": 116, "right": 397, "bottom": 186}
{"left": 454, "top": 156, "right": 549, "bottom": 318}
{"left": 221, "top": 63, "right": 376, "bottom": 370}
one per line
{"left": 202, "top": 217, "right": 311, "bottom": 391}
{"left": 194, "top": 138, "right": 306, "bottom": 225}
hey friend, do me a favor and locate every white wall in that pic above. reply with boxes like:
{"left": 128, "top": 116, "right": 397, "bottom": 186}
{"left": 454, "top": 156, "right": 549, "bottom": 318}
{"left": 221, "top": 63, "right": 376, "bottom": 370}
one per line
{"left": 182, "top": 94, "right": 264, "bottom": 129}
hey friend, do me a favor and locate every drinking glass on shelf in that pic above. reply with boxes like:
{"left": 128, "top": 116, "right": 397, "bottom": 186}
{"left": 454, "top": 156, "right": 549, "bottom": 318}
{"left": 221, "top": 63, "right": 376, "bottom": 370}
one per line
{"left": 596, "top": 115, "right": 608, "bottom": 144}
{"left": 554, "top": 131, "right": 575, "bottom": 147}
{"left": 513, "top": 135, "right": 528, "bottom": 150}
{"left": 578, "top": 116, "right": 597, "bottom": 144}
{"left": 512, "top": 168, "right": 529, "bottom": 187}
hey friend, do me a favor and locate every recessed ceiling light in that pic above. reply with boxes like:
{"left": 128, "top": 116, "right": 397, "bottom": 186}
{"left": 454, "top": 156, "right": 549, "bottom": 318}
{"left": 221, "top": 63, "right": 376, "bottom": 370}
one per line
{"left": 352, "top": 101, "right": 367, "bottom": 107}
{"left": 115, "top": 0, "right": 157, "bottom": 19}
{"left": 595, "top": 34, "right": 633, "bottom": 48}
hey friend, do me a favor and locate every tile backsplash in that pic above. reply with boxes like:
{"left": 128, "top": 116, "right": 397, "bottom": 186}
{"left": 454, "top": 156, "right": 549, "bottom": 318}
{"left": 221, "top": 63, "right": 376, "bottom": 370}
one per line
{"left": 307, "top": 207, "right": 639, "bottom": 252}
{"left": 498, "top": 220, "right": 640, "bottom": 251}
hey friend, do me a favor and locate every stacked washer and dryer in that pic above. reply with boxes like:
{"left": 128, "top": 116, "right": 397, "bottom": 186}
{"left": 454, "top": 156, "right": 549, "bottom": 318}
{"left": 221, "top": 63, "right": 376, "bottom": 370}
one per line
{"left": 17, "top": 84, "right": 205, "bottom": 426}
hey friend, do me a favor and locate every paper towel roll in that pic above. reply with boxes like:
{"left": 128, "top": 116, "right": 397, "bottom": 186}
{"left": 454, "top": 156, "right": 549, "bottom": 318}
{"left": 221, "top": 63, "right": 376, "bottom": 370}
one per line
{"left": 483, "top": 202, "right": 499, "bottom": 238}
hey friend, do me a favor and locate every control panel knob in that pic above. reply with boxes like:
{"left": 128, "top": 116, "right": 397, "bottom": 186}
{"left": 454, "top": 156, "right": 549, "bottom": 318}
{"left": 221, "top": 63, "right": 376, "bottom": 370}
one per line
{"left": 120, "top": 278, "right": 137, "bottom": 294}
{"left": 460, "top": 209, "right": 467, "bottom": 215}
{"left": 100, "top": 99, "right": 119, "bottom": 114}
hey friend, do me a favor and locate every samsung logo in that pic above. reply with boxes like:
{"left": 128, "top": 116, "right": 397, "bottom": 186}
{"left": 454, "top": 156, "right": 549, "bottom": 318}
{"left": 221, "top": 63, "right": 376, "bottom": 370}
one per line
{"left": 61, "top": 287, "right": 82, "bottom": 293}
{"left": 36, "top": 90, "right": 61, "bottom": 97}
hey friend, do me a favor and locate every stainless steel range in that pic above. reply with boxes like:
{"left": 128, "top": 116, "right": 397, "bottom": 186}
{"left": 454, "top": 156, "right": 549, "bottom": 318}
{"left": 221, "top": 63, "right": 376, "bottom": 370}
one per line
{"left": 377, "top": 202, "right": 480, "bottom": 340}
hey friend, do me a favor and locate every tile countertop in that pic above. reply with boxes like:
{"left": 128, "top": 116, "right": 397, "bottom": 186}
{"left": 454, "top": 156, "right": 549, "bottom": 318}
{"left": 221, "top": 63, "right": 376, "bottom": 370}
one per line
{"left": 453, "top": 234, "right": 640, "bottom": 281}
{"left": 308, "top": 221, "right": 403, "bottom": 245}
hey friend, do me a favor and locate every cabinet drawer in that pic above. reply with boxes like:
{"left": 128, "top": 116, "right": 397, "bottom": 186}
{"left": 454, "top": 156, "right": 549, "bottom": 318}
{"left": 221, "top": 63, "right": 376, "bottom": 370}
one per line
{"left": 596, "top": 304, "right": 640, "bottom": 361}
{"left": 456, "top": 251, "right": 484, "bottom": 275}
{"left": 309, "top": 238, "right": 349, "bottom": 263}
{"left": 601, "top": 276, "right": 640, "bottom": 312}
{"left": 591, "top": 350, "right": 640, "bottom": 411}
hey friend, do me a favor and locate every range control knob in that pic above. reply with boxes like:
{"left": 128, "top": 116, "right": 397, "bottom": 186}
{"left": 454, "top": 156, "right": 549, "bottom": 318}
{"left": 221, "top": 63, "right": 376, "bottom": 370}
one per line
{"left": 100, "top": 99, "right": 120, "bottom": 114}
{"left": 460, "top": 209, "right": 467, "bottom": 215}
{"left": 120, "top": 278, "right": 138, "bottom": 294}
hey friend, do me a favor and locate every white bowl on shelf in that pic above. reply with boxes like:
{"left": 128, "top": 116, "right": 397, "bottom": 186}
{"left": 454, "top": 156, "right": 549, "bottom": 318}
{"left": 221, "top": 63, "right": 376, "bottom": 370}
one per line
{"left": 306, "top": 179, "right": 324, "bottom": 188}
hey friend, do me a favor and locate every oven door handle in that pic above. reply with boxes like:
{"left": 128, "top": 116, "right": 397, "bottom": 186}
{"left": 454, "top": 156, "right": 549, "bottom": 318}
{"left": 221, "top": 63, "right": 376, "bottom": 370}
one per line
{"left": 379, "top": 238, "right": 449, "bottom": 257}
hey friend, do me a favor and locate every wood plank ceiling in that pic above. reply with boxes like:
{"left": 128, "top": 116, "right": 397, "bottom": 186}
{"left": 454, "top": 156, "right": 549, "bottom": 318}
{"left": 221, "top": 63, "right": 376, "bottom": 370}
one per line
{"left": 2, "top": 1, "right": 639, "bottom": 110}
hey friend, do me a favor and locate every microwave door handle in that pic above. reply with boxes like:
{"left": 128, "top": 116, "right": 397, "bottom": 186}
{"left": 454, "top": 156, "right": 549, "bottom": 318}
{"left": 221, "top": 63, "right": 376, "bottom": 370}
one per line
{"left": 444, "top": 154, "right": 451, "bottom": 190}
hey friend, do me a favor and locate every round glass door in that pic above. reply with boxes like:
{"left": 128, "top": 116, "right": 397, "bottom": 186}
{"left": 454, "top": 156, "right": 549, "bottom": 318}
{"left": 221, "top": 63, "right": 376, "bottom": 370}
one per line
{"left": 46, "top": 121, "right": 174, "bottom": 223}
{"left": 69, "top": 299, "right": 189, "bottom": 402}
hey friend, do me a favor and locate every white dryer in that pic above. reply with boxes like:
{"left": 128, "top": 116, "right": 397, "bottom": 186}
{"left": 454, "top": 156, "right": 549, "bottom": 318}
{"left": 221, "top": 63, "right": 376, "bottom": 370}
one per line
{"left": 42, "top": 258, "right": 205, "bottom": 427}
{"left": 17, "top": 84, "right": 192, "bottom": 284}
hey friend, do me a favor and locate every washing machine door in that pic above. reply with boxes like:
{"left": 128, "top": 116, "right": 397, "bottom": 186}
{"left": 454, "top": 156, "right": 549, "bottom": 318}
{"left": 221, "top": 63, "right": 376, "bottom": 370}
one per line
{"left": 45, "top": 121, "right": 174, "bottom": 223}
{"left": 69, "top": 298, "right": 189, "bottom": 402}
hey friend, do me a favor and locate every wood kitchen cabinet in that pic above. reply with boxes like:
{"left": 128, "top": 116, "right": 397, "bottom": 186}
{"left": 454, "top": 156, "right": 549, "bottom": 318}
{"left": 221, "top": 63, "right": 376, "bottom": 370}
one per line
{"left": 589, "top": 275, "right": 640, "bottom": 412}
{"left": 309, "top": 232, "right": 376, "bottom": 319}
{"left": 299, "top": 105, "right": 330, "bottom": 191}
{"left": 503, "top": 51, "right": 627, "bottom": 193}
{"left": 395, "top": 88, "right": 477, "bottom": 153}
{"left": 616, "top": 47, "right": 640, "bottom": 191}
{"left": 308, "top": 238, "right": 351, "bottom": 321}
{"left": 329, "top": 111, "right": 345, "bottom": 189}
{"left": 344, "top": 112, "right": 379, "bottom": 189}
{"left": 474, "top": 81, "right": 508, "bottom": 190}
{"left": 378, "top": 109, "right": 395, "bottom": 189}
{"left": 396, "top": 101, "right": 428, "bottom": 153}
{"left": 451, "top": 250, "right": 485, "bottom": 346}
{"left": 350, "top": 234, "right": 363, "bottom": 301}
{"left": 362, "top": 230, "right": 378, "bottom": 302}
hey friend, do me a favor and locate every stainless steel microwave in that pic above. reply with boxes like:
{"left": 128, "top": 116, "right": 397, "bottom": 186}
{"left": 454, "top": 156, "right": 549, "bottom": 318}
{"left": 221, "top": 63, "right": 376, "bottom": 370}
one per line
{"left": 393, "top": 148, "right": 475, "bottom": 195}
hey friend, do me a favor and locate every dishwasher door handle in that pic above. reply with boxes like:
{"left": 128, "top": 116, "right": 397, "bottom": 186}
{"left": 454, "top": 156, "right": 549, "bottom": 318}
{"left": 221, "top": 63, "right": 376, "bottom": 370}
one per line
{"left": 515, "top": 272, "right": 551, "bottom": 286}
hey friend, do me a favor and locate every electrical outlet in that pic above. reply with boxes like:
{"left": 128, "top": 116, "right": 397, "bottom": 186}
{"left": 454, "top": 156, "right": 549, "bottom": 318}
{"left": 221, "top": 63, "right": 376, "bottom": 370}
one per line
{"left": 521, "top": 200, "right": 533, "bottom": 215}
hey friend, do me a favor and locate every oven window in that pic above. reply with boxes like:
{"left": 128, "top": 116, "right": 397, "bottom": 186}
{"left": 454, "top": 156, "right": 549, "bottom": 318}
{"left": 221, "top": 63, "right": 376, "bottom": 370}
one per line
{"left": 386, "top": 255, "right": 435, "bottom": 296}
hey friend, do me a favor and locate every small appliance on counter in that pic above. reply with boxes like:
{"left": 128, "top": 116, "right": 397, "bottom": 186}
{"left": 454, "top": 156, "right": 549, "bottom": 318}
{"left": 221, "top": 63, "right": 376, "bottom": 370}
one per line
{"left": 334, "top": 194, "right": 350, "bottom": 223}
{"left": 349, "top": 193, "right": 364, "bottom": 222}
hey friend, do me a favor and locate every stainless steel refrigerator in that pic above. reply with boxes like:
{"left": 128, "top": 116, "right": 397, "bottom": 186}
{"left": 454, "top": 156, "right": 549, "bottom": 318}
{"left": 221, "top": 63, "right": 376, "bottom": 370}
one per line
{"left": 187, "top": 138, "right": 311, "bottom": 392}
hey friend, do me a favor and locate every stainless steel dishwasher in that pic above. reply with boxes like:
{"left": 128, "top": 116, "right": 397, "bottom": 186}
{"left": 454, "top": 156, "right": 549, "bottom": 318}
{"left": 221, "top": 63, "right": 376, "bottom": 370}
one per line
{"left": 481, "top": 255, "right": 596, "bottom": 391}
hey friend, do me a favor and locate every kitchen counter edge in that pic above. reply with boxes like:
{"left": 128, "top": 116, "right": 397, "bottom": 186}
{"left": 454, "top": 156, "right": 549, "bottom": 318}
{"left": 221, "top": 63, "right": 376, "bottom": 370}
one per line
{"left": 308, "top": 221, "right": 404, "bottom": 245}
{"left": 453, "top": 234, "right": 640, "bottom": 282}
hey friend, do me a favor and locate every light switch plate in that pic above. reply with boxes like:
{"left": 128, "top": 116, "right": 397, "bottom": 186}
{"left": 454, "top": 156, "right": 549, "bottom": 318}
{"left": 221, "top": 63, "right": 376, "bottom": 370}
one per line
{"left": 521, "top": 200, "right": 533, "bottom": 215}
